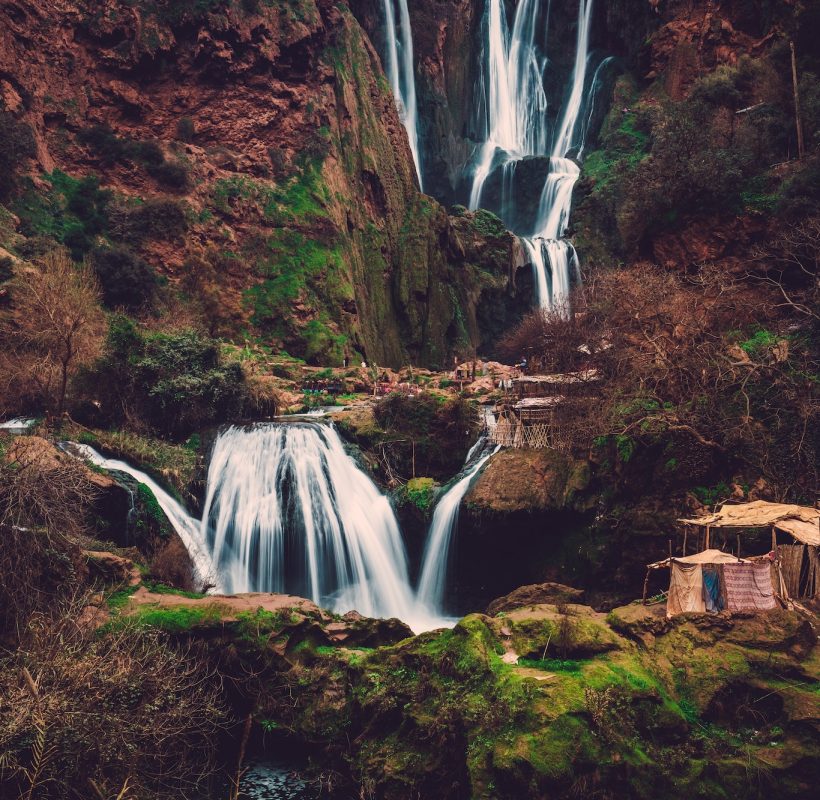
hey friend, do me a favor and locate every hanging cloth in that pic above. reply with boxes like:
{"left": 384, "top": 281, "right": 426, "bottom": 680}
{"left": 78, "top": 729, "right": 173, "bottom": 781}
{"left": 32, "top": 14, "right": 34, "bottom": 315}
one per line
{"left": 702, "top": 566, "right": 724, "bottom": 612}
{"left": 722, "top": 562, "right": 777, "bottom": 611}
{"left": 777, "top": 544, "right": 805, "bottom": 598}
{"left": 667, "top": 562, "right": 705, "bottom": 617}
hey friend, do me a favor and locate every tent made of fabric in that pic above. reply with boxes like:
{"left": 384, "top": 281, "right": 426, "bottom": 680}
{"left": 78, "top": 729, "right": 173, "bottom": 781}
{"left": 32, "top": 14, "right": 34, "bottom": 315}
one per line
{"left": 679, "top": 500, "right": 819, "bottom": 546}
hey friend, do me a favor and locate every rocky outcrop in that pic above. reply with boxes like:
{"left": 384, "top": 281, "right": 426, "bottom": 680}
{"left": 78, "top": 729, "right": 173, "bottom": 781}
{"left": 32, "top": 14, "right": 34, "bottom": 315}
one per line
{"left": 0, "top": 0, "right": 523, "bottom": 368}
{"left": 140, "top": 598, "right": 818, "bottom": 800}
{"left": 486, "top": 581, "right": 585, "bottom": 615}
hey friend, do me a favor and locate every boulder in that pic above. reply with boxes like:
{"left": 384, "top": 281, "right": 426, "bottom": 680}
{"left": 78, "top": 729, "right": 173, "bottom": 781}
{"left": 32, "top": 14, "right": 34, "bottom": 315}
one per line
{"left": 486, "top": 582, "right": 585, "bottom": 616}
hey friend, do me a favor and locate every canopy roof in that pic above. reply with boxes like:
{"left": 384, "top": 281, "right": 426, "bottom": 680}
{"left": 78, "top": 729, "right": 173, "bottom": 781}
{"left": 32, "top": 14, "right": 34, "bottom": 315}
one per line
{"left": 514, "top": 396, "right": 565, "bottom": 410}
{"left": 648, "top": 548, "right": 749, "bottom": 568}
{"left": 680, "top": 500, "right": 819, "bottom": 546}
{"left": 514, "top": 369, "right": 601, "bottom": 385}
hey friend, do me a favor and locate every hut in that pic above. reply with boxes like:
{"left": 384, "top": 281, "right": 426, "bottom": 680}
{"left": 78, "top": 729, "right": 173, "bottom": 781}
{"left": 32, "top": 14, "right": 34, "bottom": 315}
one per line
{"left": 678, "top": 501, "right": 820, "bottom": 602}
{"left": 512, "top": 369, "right": 601, "bottom": 400}
{"left": 645, "top": 549, "right": 777, "bottom": 617}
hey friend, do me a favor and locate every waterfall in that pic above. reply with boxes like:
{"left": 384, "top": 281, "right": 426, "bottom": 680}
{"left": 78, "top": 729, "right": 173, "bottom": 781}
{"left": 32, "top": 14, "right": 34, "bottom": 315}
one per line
{"left": 381, "top": 0, "right": 422, "bottom": 188}
{"left": 61, "top": 443, "right": 216, "bottom": 587}
{"left": 468, "top": 0, "right": 606, "bottom": 312}
{"left": 416, "top": 428, "right": 500, "bottom": 615}
{"left": 200, "top": 422, "right": 431, "bottom": 624}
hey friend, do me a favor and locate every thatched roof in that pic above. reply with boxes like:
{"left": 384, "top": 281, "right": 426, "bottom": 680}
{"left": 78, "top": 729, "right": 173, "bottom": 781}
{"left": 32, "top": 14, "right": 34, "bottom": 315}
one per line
{"left": 680, "top": 501, "right": 820, "bottom": 546}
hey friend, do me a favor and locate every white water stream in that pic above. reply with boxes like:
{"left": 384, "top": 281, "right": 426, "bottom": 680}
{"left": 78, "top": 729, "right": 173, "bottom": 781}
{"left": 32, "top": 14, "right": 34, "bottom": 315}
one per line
{"left": 381, "top": 0, "right": 422, "bottom": 187}
{"left": 63, "top": 443, "right": 216, "bottom": 587}
{"left": 66, "top": 424, "right": 458, "bottom": 633}
{"left": 469, "top": 0, "right": 606, "bottom": 312}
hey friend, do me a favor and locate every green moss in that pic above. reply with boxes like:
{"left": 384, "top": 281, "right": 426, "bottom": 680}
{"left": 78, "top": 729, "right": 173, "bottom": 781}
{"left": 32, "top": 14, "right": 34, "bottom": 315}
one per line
{"left": 402, "top": 477, "right": 437, "bottom": 513}
{"left": 106, "top": 585, "right": 139, "bottom": 611}
{"left": 141, "top": 581, "right": 205, "bottom": 599}
{"left": 131, "top": 603, "right": 223, "bottom": 632}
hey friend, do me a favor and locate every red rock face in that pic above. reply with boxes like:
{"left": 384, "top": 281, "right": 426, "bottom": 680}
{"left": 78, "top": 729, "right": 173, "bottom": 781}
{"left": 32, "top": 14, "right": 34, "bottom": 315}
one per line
{"left": 0, "top": 0, "right": 521, "bottom": 367}
{"left": 646, "top": 0, "right": 786, "bottom": 99}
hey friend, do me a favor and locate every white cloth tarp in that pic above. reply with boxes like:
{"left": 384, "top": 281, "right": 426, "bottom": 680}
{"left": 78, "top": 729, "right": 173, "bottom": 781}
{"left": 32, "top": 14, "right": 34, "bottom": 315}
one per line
{"left": 680, "top": 501, "right": 819, "bottom": 546}
{"left": 667, "top": 562, "right": 706, "bottom": 617}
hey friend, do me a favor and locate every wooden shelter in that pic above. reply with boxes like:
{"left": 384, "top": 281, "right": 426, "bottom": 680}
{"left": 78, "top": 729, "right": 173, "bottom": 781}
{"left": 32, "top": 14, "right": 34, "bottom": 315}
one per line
{"left": 512, "top": 369, "right": 601, "bottom": 399}
{"left": 677, "top": 501, "right": 820, "bottom": 602}
{"left": 642, "top": 549, "right": 777, "bottom": 617}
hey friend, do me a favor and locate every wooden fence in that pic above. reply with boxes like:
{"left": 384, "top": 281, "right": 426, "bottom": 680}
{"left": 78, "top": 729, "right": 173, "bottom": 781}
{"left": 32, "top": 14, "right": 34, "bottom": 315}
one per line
{"left": 487, "top": 414, "right": 570, "bottom": 451}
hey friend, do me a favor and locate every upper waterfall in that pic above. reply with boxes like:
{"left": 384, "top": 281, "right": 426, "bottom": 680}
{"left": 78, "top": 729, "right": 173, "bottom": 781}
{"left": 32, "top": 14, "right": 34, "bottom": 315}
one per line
{"left": 381, "top": 0, "right": 423, "bottom": 188}
{"left": 467, "top": 0, "right": 609, "bottom": 312}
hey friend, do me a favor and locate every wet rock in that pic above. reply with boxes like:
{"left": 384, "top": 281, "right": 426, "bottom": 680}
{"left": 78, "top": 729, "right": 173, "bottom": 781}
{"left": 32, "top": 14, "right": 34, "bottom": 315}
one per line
{"left": 486, "top": 582, "right": 585, "bottom": 616}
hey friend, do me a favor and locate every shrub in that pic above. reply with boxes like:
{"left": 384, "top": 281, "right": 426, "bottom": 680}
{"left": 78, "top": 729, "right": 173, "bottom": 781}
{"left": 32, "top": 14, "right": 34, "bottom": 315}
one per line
{"left": 147, "top": 159, "right": 190, "bottom": 191}
{"left": 0, "top": 602, "right": 226, "bottom": 798}
{"left": 90, "top": 244, "right": 157, "bottom": 309}
{"left": 111, "top": 197, "right": 189, "bottom": 242}
{"left": 89, "top": 319, "right": 251, "bottom": 436}
{"left": 176, "top": 115, "right": 196, "bottom": 142}
{"left": 0, "top": 110, "right": 36, "bottom": 200}
{"left": 0, "top": 437, "right": 98, "bottom": 633}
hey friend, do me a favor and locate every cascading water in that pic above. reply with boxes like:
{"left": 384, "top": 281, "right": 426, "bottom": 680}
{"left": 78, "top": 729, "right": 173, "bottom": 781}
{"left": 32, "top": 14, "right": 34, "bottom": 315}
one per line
{"left": 200, "top": 422, "right": 435, "bottom": 626}
{"left": 61, "top": 443, "right": 216, "bottom": 586}
{"left": 468, "top": 0, "right": 608, "bottom": 312}
{"left": 416, "top": 420, "right": 500, "bottom": 615}
{"left": 381, "top": 0, "right": 422, "bottom": 188}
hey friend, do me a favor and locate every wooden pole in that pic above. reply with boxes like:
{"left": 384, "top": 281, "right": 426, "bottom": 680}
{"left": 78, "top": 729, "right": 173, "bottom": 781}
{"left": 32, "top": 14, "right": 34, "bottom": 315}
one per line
{"left": 642, "top": 568, "right": 651, "bottom": 604}
{"left": 682, "top": 526, "right": 688, "bottom": 557}
{"left": 705, "top": 525, "right": 710, "bottom": 550}
{"left": 736, "top": 533, "right": 741, "bottom": 558}
{"left": 791, "top": 40, "right": 806, "bottom": 160}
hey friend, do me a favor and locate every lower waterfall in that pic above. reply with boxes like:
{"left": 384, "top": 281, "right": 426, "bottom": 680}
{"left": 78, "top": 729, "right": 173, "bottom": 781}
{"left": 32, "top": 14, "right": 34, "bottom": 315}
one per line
{"left": 65, "top": 421, "right": 496, "bottom": 633}
{"left": 61, "top": 443, "right": 216, "bottom": 586}
{"left": 200, "top": 423, "right": 437, "bottom": 628}
{"left": 416, "top": 434, "right": 500, "bottom": 615}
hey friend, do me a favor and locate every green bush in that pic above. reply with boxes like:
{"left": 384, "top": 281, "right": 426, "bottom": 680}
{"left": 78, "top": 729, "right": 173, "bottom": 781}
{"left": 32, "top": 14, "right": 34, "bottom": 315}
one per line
{"left": 88, "top": 317, "right": 250, "bottom": 436}
{"left": 175, "top": 116, "right": 195, "bottom": 142}
{"left": 0, "top": 110, "right": 35, "bottom": 201}
{"left": 113, "top": 197, "right": 189, "bottom": 242}
{"left": 147, "top": 159, "right": 190, "bottom": 191}
{"left": 13, "top": 170, "right": 111, "bottom": 259}
{"left": 78, "top": 125, "right": 190, "bottom": 191}
{"left": 90, "top": 244, "right": 157, "bottom": 309}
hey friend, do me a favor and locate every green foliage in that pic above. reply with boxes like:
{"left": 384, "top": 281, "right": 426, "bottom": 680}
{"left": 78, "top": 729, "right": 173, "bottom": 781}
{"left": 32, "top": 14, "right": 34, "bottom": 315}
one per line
{"left": 692, "top": 482, "right": 731, "bottom": 507}
{"left": 13, "top": 170, "right": 111, "bottom": 258}
{"left": 615, "top": 434, "right": 636, "bottom": 464}
{"left": 738, "top": 328, "right": 778, "bottom": 357}
{"left": 372, "top": 393, "right": 479, "bottom": 481}
{"left": 0, "top": 255, "right": 13, "bottom": 282}
{"left": 90, "top": 244, "right": 157, "bottom": 309}
{"left": 113, "top": 197, "right": 189, "bottom": 242}
{"left": 402, "top": 477, "right": 436, "bottom": 513}
{"left": 176, "top": 116, "right": 195, "bottom": 142}
{"left": 87, "top": 317, "right": 250, "bottom": 436}
{"left": 78, "top": 125, "right": 190, "bottom": 190}
{"left": 0, "top": 110, "right": 36, "bottom": 201}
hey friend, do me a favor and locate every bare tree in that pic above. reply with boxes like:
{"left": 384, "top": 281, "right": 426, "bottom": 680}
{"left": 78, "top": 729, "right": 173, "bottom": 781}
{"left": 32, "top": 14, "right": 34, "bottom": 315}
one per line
{"left": 1, "top": 249, "right": 104, "bottom": 416}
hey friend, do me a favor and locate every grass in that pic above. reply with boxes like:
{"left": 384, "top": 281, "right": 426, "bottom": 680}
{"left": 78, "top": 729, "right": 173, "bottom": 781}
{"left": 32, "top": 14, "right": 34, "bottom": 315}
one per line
{"left": 78, "top": 427, "right": 198, "bottom": 497}
{"left": 130, "top": 603, "right": 223, "bottom": 632}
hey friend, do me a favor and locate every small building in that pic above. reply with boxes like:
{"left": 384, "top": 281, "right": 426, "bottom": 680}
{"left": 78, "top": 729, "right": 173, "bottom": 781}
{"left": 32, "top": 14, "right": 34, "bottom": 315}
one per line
{"left": 646, "top": 501, "right": 820, "bottom": 616}
{"left": 679, "top": 501, "right": 819, "bottom": 602}
{"left": 513, "top": 369, "right": 601, "bottom": 399}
